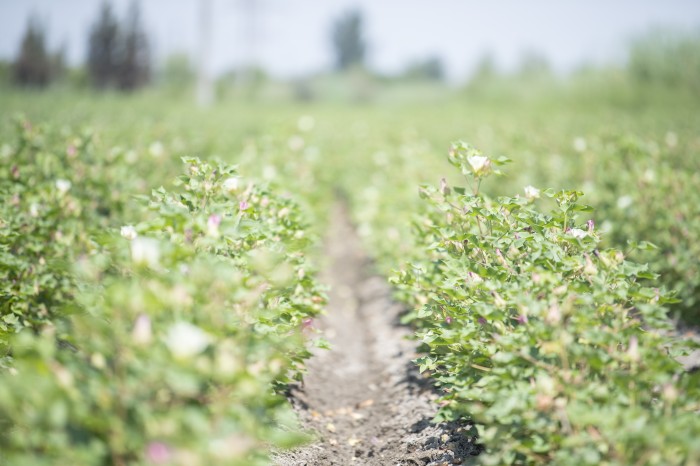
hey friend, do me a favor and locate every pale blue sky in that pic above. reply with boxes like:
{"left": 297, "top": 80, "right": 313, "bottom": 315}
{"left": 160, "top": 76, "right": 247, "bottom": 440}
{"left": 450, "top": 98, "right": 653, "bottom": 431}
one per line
{"left": 1, "top": 0, "right": 700, "bottom": 81}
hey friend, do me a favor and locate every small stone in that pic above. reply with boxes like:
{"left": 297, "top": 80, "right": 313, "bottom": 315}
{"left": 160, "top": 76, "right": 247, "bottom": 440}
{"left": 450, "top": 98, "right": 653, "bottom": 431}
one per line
{"left": 356, "top": 399, "right": 374, "bottom": 409}
{"left": 453, "top": 458, "right": 463, "bottom": 465}
{"left": 326, "top": 423, "right": 336, "bottom": 433}
{"left": 347, "top": 437, "right": 361, "bottom": 446}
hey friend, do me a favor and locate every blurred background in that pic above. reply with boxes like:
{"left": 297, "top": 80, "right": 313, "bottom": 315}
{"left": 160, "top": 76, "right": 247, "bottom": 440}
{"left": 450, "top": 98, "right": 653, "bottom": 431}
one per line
{"left": 2, "top": 0, "right": 700, "bottom": 104}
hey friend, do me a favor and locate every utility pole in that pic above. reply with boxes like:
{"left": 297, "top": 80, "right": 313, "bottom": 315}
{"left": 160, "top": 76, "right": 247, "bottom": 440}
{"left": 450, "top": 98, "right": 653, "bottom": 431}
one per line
{"left": 239, "top": 0, "right": 259, "bottom": 90}
{"left": 196, "top": 0, "right": 214, "bottom": 106}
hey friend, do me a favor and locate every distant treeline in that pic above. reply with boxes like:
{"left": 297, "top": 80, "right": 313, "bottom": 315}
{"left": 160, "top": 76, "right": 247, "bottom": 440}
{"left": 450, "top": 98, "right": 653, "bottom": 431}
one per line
{"left": 4, "top": 4, "right": 700, "bottom": 95}
{"left": 11, "top": 1, "right": 150, "bottom": 91}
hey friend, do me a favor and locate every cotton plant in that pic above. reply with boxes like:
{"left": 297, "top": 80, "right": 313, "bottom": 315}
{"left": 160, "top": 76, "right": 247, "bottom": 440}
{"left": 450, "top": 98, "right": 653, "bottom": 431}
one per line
{"left": 394, "top": 142, "right": 700, "bottom": 465}
{"left": 0, "top": 157, "right": 324, "bottom": 465}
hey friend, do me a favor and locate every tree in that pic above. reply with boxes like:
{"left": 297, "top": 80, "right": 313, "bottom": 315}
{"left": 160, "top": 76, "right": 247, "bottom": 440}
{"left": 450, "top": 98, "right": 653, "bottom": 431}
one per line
{"left": 12, "top": 16, "right": 51, "bottom": 87}
{"left": 87, "top": 2, "right": 120, "bottom": 88}
{"left": 86, "top": 1, "right": 151, "bottom": 91}
{"left": 50, "top": 43, "right": 67, "bottom": 83}
{"left": 517, "top": 51, "right": 551, "bottom": 79}
{"left": 117, "top": 1, "right": 150, "bottom": 90}
{"left": 402, "top": 56, "right": 445, "bottom": 82}
{"left": 331, "top": 10, "right": 366, "bottom": 71}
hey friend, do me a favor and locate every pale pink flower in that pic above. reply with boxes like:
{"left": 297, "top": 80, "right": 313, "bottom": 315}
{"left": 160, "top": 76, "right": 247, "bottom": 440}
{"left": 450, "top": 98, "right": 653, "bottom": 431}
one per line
{"left": 146, "top": 442, "right": 171, "bottom": 464}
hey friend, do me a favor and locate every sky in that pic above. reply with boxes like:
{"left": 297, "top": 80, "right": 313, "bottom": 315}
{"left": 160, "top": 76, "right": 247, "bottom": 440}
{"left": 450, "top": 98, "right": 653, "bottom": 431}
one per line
{"left": 1, "top": 0, "right": 700, "bottom": 82}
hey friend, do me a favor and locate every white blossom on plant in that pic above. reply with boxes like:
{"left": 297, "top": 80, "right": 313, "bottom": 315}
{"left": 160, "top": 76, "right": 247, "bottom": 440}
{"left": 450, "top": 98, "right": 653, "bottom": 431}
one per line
{"left": 165, "top": 322, "right": 211, "bottom": 358}
{"left": 132, "top": 314, "right": 152, "bottom": 345}
{"left": 55, "top": 179, "right": 71, "bottom": 194}
{"left": 222, "top": 177, "right": 240, "bottom": 193}
{"left": 120, "top": 225, "right": 138, "bottom": 240}
{"left": 467, "top": 155, "right": 490, "bottom": 176}
{"left": 131, "top": 237, "right": 160, "bottom": 268}
{"left": 524, "top": 185, "right": 540, "bottom": 201}
{"left": 207, "top": 214, "right": 222, "bottom": 237}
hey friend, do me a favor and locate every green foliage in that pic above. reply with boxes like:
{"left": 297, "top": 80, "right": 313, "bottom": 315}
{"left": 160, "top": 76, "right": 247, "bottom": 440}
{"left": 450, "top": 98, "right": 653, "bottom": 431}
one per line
{"left": 628, "top": 28, "right": 700, "bottom": 94}
{"left": 393, "top": 143, "right": 700, "bottom": 465}
{"left": 573, "top": 133, "right": 700, "bottom": 323}
{"left": 0, "top": 118, "right": 130, "bottom": 354}
{"left": 0, "top": 146, "right": 324, "bottom": 464}
{"left": 1, "top": 74, "right": 700, "bottom": 464}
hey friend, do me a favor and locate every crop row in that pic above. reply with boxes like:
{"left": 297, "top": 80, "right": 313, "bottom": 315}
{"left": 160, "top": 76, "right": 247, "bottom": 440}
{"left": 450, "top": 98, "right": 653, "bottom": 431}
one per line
{"left": 0, "top": 122, "right": 324, "bottom": 465}
{"left": 390, "top": 143, "right": 700, "bottom": 464}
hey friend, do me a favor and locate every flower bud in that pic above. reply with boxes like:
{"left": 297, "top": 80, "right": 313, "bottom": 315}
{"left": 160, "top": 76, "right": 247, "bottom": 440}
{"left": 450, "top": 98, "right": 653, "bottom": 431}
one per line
{"left": 524, "top": 185, "right": 540, "bottom": 201}
{"left": 120, "top": 225, "right": 138, "bottom": 240}
{"left": 207, "top": 214, "right": 222, "bottom": 237}
{"left": 55, "top": 179, "right": 71, "bottom": 195}
{"left": 132, "top": 314, "right": 152, "bottom": 345}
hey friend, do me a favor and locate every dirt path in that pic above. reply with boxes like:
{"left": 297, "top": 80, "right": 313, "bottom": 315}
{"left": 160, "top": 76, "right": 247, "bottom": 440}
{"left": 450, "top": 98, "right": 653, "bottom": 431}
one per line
{"left": 275, "top": 204, "right": 481, "bottom": 466}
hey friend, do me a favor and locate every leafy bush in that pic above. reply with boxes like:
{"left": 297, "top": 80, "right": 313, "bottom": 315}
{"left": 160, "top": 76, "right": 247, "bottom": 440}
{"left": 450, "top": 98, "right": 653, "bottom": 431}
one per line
{"left": 0, "top": 157, "right": 324, "bottom": 464}
{"left": 628, "top": 28, "right": 700, "bottom": 94}
{"left": 393, "top": 142, "right": 700, "bottom": 465}
{"left": 586, "top": 134, "right": 700, "bottom": 324}
{"left": 0, "top": 118, "right": 130, "bottom": 359}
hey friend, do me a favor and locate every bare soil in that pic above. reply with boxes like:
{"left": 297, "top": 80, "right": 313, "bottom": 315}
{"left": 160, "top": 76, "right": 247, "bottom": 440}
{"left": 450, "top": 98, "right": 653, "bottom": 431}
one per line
{"left": 275, "top": 204, "right": 481, "bottom": 466}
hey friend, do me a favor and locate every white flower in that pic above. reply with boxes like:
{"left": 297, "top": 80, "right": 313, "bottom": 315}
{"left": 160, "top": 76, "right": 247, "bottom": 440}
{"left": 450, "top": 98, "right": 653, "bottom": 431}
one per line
{"left": 207, "top": 214, "right": 221, "bottom": 237}
{"left": 55, "top": 179, "right": 72, "bottom": 194}
{"left": 288, "top": 135, "right": 305, "bottom": 152}
{"left": 165, "top": 322, "right": 211, "bottom": 358}
{"left": 466, "top": 155, "right": 490, "bottom": 176}
{"left": 573, "top": 137, "right": 587, "bottom": 153}
{"left": 120, "top": 225, "right": 138, "bottom": 240}
{"left": 149, "top": 141, "right": 165, "bottom": 158}
{"left": 524, "top": 185, "right": 540, "bottom": 201}
{"left": 665, "top": 131, "right": 678, "bottom": 148}
{"left": 132, "top": 314, "right": 152, "bottom": 345}
{"left": 131, "top": 237, "right": 160, "bottom": 268}
{"left": 297, "top": 115, "right": 315, "bottom": 132}
{"left": 125, "top": 149, "right": 138, "bottom": 164}
{"left": 627, "top": 336, "right": 640, "bottom": 362}
{"left": 570, "top": 228, "right": 587, "bottom": 239}
{"left": 263, "top": 165, "right": 277, "bottom": 180}
{"left": 222, "top": 177, "right": 240, "bottom": 193}
{"left": 616, "top": 195, "right": 633, "bottom": 209}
